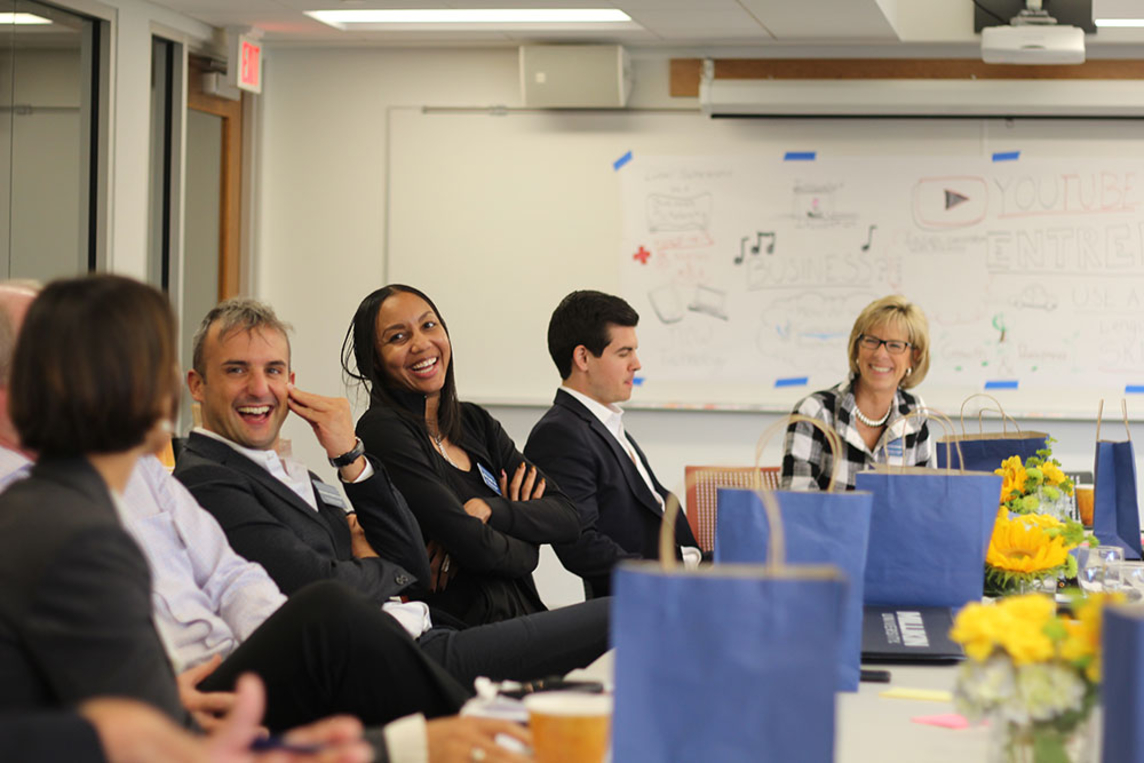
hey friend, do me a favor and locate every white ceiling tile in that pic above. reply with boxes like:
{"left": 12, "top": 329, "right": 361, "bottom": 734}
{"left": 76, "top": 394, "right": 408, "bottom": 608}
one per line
{"left": 150, "top": 0, "right": 285, "bottom": 13}
{"left": 738, "top": 0, "right": 898, "bottom": 40}
{"left": 503, "top": 27, "right": 660, "bottom": 41}
{"left": 617, "top": 0, "right": 742, "bottom": 9}
{"left": 626, "top": 9, "right": 770, "bottom": 37}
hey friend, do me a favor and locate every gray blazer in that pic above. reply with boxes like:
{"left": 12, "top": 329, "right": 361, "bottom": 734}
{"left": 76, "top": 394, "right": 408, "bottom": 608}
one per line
{"left": 0, "top": 457, "right": 187, "bottom": 724}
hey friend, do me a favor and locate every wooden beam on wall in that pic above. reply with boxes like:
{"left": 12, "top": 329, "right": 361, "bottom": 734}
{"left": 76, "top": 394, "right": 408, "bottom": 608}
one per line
{"left": 670, "top": 58, "right": 1144, "bottom": 98}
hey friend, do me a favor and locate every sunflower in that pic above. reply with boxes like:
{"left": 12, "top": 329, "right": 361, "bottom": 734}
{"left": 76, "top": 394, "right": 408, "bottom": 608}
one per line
{"left": 1040, "top": 460, "right": 1067, "bottom": 487}
{"left": 987, "top": 514, "right": 1071, "bottom": 574}
{"left": 995, "top": 455, "right": 1028, "bottom": 502}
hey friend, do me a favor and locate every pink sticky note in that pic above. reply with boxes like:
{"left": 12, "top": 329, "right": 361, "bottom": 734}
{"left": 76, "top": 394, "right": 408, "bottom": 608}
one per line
{"left": 911, "top": 713, "right": 973, "bottom": 730}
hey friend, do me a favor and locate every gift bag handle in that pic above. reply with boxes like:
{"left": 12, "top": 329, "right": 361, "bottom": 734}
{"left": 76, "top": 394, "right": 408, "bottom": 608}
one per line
{"left": 1096, "top": 399, "right": 1132, "bottom": 442}
{"left": 975, "top": 407, "right": 1020, "bottom": 436}
{"left": 659, "top": 469, "right": 787, "bottom": 572}
{"left": 877, "top": 407, "right": 961, "bottom": 473}
{"left": 754, "top": 414, "right": 844, "bottom": 493}
{"left": 959, "top": 393, "right": 1020, "bottom": 436}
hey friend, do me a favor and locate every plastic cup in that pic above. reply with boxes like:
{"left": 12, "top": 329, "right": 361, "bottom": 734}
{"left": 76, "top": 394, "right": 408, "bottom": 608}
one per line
{"left": 524, "top": 691, "right": 612, "bottom": 763}
{"left": 1076, "top": 485, "right": 1094, "bottom": 527}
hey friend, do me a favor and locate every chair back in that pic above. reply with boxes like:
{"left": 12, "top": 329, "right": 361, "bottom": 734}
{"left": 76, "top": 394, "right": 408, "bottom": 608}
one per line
{"left": 684, "top": 465, "right": 781, "bottom": 552}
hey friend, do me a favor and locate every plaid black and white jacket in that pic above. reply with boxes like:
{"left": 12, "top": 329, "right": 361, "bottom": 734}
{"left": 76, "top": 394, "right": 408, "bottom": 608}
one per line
{"left": 780, "top": 376, "right": 933, "bottom": 492}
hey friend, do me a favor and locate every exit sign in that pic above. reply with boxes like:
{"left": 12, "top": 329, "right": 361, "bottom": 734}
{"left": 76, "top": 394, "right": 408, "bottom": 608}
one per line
{"left": 237, "top": 36, "right": 262, "bottom": 93}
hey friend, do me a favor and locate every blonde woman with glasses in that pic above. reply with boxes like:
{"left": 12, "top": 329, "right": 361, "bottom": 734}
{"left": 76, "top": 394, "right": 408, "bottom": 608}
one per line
{"left": 781, "top": 295, "right": 933, "bottom": 491}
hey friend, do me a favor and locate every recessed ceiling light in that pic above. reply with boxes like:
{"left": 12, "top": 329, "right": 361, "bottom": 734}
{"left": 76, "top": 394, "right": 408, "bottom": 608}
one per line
{"left": 0, "top": 13, "right": 52, "bottom": 25}
{"left": 1095, "top": 17, "right": 1144, "bottom": 26}
{"left": 305, "top": 8, "right": 634, "bottom": 31}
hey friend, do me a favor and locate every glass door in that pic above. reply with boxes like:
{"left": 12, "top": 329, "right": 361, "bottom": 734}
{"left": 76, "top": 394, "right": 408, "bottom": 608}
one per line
{"left": 0, "top": 0, "right": 102, "bottom": 279}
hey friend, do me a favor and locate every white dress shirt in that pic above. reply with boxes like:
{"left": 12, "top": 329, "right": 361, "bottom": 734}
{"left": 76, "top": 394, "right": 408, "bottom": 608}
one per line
{"left": 559, "top": 387, "right": 702, "bottom": 568}
{"left": 0, "top": 444, "right": 31, "bottom": 492}
{"left": 0, "top": 446, "right": 287, "bottom": 674}
{"left": 192, "top": 427, "right": 433, "bottom": 640}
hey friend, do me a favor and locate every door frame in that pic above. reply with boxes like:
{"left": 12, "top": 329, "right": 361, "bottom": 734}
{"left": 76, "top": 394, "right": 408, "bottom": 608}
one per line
{"left": 187, "top": 56, "right": 243, "bottom": 300}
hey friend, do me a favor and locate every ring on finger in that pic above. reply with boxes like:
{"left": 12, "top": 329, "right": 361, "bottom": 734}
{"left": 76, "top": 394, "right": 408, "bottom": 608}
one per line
{"left": 442, "top": 556, "right": 451, "bottom": 574}
{"left": 470, "top": 746, "right": 487, "bottom": 762}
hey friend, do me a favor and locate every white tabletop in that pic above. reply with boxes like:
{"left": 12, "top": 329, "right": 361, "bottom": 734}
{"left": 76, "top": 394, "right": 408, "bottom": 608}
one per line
{"left": 569, "top": 654, "right": 991, "bottom": 762}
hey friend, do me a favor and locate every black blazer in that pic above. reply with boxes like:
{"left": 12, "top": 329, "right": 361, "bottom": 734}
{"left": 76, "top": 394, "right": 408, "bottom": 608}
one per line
{"left": 0, "top": 711, "right": 106, "bottom": 762}
{"left": 174, "top": 432, "right": 431, "bottom": 605}
{"left": 0, "top": 458, "right": 187, "bottom": 724}
{"left": 525, "top": 389, "right": 698, "bottom": 598}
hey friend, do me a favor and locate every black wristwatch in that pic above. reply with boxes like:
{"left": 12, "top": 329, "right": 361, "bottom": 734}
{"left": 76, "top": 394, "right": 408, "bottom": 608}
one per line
{"left": 329, "top": 437, "right": 365, "bottom": 468}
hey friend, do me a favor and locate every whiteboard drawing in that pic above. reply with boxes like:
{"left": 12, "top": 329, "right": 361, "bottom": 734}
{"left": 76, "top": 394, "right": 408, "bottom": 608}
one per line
{"left": 646, "top": 193, "right": 712, "bottom": 232}
{"left": 912, "top": 176, "right": 988, "bottom": 230}
{"left": 734, "top": 231, "right": 776, "bottom": 265}
{"left": 620, "top": 155, "right": 1144, "bottom": 401}
{"left": 688, "top": 285, "right": 729, "bottom": 321}
{"left": 794, "top": 182, "right": 835, "bottom": 220}
{"left": 1011, "top": 284, "right": 1058, "bottom": 312}
{"left": 648, "top": 284, "right": 685, "bottom": 324}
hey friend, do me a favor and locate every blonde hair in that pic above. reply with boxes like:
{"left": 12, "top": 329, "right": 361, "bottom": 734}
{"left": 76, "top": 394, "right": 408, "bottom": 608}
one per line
{"left": 847, "top": 295, "right": 929, "bottom": 390}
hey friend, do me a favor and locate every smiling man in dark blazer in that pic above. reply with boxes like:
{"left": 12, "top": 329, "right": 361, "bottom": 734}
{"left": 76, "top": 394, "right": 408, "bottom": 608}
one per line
{"left": 524, "top": 291, "right": 701, "bottom": 599}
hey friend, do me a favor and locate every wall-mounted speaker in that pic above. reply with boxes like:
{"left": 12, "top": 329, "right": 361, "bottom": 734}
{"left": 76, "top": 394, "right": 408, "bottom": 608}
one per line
{"left": 520, "top": 45, "right": 631, "bottom": 108}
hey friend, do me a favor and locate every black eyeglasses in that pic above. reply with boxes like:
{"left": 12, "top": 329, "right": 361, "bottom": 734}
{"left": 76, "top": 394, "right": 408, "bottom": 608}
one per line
{"left": 857, "top": 334, "right": 911, "bottom": 355}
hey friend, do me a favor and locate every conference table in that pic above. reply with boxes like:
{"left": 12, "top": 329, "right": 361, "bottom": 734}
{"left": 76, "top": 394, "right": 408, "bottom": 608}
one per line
{"left": 569, "top": 655, "right": 1006, "bottom": 762}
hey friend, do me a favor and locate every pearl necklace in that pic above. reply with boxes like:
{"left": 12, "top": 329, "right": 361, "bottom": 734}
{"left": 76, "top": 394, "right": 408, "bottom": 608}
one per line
{"left": 853, "top": 401, "right": 892, "bottom": 428}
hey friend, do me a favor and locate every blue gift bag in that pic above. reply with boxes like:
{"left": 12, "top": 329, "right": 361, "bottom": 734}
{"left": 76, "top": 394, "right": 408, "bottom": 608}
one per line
{"left": 1102, "top": 606, "right": 1144, "bottom": 762}
{"left": 855, "top": 467, "right": 1001, "bottom": 608}
{"left": 714, "top": 487, "right": 872, "bottom": 692}
{"left": 612, "top": 485, "right": 845, "bottom": 763}
{"left": 1093, "top": 401, "right": 1144, "bottom": 561}
{"left": 935, "top": 395, "right": 1049, "bottom": 474}
{"left": 935, "top": 433, "right": 1048, "bottom": 473}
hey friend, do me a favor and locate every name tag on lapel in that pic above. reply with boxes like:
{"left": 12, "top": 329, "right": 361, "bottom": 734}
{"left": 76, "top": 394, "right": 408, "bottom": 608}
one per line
{"left": 477, "top": 463, "right": 502, "bottom": 496}
{"left": 312, "top": 480, "right": 348, "bottom": 511}
{"left": 886, "top": 438, "right": 904, "bottom": 459}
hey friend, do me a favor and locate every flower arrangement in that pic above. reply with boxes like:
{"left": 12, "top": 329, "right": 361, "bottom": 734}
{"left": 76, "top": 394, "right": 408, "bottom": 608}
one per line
{"left": 996, "top": 439, "right": 1075, "bottom": 518}
{"left": 950, "top": 593, "right": 1121, "bottom": 763}
{"left": 985, "top": 509, "right": 1087, "bottom": 596}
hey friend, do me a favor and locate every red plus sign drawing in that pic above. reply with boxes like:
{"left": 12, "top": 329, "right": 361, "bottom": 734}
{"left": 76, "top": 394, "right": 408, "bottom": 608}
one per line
{"left": 633, "top": 246, "right": 651, "bottom": 264}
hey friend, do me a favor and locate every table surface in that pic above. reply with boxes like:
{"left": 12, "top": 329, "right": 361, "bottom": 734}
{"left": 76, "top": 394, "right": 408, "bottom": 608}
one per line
{"left": 570, "top": 654, "right": 995, "bottom": 762}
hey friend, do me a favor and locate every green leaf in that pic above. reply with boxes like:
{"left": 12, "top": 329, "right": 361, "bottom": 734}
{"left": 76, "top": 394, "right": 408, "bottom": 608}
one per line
{"left": 1032, "top": 730, "right": 1070, "bottom": 763}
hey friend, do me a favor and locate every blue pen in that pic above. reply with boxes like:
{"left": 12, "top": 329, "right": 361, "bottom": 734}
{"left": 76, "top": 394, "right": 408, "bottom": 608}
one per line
{"left": 250, "top": 736, "right": 326, "bottom": 754}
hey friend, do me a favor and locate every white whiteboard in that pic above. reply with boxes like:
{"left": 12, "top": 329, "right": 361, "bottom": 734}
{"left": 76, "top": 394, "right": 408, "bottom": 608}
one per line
{"left": 386, "top": 108, "right": 1144, "bottom": 418}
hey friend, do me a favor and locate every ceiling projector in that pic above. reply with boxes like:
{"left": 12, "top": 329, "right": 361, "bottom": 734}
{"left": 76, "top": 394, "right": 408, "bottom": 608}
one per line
{"left": 981, "top": 23, "right": 1086, "bottom": 65}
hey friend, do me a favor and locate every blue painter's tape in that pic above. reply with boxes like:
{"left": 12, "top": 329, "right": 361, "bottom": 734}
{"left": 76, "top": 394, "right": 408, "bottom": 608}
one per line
{"left": 1126, "top": 385, "right": 1144, "bottom": 394}
{"left": 775, "top": 376, "right": 809, "bottom": 388}
{"left": 613, "top": 151, "right": 633, "bottom": 171}
{"left": 632, "top": 376, "right": 645, "bottom": 386}
{"left": 993, "top": 151, "right": 1020, "bottom": 162}
{"left": 984, "top": 380, "right": 1019, "bottom": 390}
{"left": 783, "top": 151, "right": 816, "bottom": 161}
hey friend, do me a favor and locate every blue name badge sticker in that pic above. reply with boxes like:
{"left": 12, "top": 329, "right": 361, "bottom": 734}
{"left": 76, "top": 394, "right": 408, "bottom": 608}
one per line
{"left": 886, "top": 438, "right": 904, "bottom": 459}
{"left": 477, "top": 463, "right": 503, "bottom": 496}
{"left": 312, "top": 480, "right": 348, "bottom": 510}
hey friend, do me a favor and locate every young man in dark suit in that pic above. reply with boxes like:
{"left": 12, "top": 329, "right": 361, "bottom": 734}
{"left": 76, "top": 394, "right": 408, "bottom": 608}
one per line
{"left": 524, "top": 290, "right": 701, "bottom": 599}
{"left": 176, "top": 299, "right": 607, "bottom": 687}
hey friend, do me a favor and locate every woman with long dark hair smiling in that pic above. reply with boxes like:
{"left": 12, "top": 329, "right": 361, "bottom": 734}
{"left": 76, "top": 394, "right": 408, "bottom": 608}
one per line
{"left": 343, "top": 285, "right": 592, "bottom": 626}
